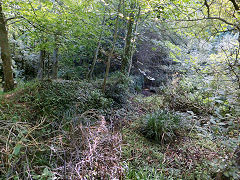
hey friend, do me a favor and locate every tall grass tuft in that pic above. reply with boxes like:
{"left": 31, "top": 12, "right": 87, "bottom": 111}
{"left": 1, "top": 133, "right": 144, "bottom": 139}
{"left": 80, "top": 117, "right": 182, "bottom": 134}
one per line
{"left": 141, "top": 110, "right": 182, "bottom": 143}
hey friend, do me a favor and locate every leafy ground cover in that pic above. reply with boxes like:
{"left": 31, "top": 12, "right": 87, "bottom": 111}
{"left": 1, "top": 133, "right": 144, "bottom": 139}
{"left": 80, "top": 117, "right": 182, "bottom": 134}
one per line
{"left": 122, "top": 94, "right": 240, "bottom": 180}
{"left": 0, "top": 78, "right": 129, "bottom": 179}
{"left": 0, "top": 79, "right": 239, "bottom": 179}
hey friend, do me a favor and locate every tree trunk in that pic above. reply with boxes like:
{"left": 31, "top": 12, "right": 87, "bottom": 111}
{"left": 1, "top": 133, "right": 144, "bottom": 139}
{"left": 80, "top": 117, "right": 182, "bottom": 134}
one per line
{"left": 128, "top": 6, "right": 141, "bottom": 76}
{"left": 52, "top": 47, "right": 58, "bottom": 79}
{"left": 102, "top": 0, "right": 122, "bottom": 92}
{"left": 121, "top": 5, "right": 141, "bottom": 76}
{"left": 37, "top": 49, "right": 45, "bottom": 80}
{"left": 121, "top": 12, "right": 134, "bottom": 75}
{"left": 47, "top": 52, "right": 50, "bottom": 79}
{"left": 87, "top": 6, "right": 107, "bottom": 80}
{"left": 0, "top": 2, "right": 15, "bottom": 92}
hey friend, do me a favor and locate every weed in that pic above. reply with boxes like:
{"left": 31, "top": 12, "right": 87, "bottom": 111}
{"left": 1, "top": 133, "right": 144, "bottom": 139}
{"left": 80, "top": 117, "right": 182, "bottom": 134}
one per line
{"left": 134, "top": 95, "right": 164, "bottom": 112}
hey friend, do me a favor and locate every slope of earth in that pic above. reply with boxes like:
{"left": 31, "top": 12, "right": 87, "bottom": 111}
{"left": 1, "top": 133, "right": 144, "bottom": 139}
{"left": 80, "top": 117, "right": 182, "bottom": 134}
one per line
{"left": 0, "top": 79, "right": 239, "bottom": 179}
{"left": 122, "top": 95, "right": 240, "bottom": 180}
{"left": 0, "top": 77, "right": 130, "bottom": 179}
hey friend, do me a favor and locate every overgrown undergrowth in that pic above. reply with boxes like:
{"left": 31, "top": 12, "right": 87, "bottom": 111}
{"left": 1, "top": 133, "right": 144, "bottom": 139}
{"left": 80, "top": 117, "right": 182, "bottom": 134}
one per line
{"left": 0, "top": 77, "right": 239, "bottom": 179}
{"left": 122, "top": 94, "right": 240, "bottom": 180}
{"left": 0, "top": 77, "right": 130, "bottom": 179}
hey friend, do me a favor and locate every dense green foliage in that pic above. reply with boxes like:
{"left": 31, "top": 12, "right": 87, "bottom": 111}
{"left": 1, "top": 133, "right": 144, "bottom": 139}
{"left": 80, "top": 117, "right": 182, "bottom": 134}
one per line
{"left": 0, "top": 0, "right": 240, "bottom": 179}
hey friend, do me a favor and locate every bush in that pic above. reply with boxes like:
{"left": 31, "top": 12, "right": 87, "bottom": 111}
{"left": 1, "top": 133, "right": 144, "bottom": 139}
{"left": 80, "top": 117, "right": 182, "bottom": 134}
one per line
{"left": 0, "top": 80, "right": 117, "bottom": 179}
{"left": 58, "top": 66, "right": 87, "bottom": 80}
{"left": 129, "top": 75, "right": 144, "bottom": 93}
{"left": 15, "top": 80, "right": 114, "bottom": 124}
{"left": 164, "top": 75, "right": 239, "bottom": 116}
{"left": 105, "top": 72, "right": 131, "bottom": 105}
{"left": 141, "top": 110, "right": 182, "bottom": 143}
{"left": 83, "top": 89, "right": 113, "bottom": 110}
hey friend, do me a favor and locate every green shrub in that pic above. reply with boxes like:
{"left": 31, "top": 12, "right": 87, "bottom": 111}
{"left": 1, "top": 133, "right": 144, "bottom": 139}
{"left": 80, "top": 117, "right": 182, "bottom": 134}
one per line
{"left": 126, "top": 166, "right": 165, "bottom": 180}
{"left": 141, "top": 110, "right": 182, "bottom": 143}
{"left": 58, "top": 66, "right": 87, "bottom": 80}
{"left": 105, "top": 72, "right": 131, "bottom": 105}
{"left": 135, "top": 95, "right": 164, "bottom": 112}
{"left": 84, "top": 89, "right": 113, "bottom": 109}
{"left": 15, "top": 80, "right": 114, "bottom": 124}
{"left": 129, "top": 75, "right": 144, "bottom": 93}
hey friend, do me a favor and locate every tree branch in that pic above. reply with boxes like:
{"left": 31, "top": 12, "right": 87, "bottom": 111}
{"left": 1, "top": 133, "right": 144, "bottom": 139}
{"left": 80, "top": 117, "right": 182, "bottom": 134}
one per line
{"left": 204, "top": 0, "right": 210, "bottom": 17}
{"left": 172, "top": 16, "right": 239, "bottom": 31}
{"left": 5, "top": 16, "right": 22, "bottom": 22}
{"left": 229, "top": 0, "right": 240, "bottom": 11}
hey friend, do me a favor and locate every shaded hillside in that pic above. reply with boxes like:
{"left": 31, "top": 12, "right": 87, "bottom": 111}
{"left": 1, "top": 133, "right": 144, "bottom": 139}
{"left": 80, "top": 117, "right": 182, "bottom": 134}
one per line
{"left": 131, "top": 30, "right": 181, "bottom": 88}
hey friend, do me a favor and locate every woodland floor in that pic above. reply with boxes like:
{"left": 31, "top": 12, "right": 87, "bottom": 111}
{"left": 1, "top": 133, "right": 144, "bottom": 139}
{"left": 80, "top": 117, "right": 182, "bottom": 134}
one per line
{"left": 0, "top": 81, "right": 239, "bottom": 179}
{"left": 122, "top": 95, "right": 238, "bottom": 179}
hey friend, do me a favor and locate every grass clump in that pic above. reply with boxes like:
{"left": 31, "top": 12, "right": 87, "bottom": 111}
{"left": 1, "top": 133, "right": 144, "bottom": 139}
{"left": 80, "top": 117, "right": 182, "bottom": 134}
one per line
{"left": 141, "top": 110, "right": 182, "bottom": 143}
{"left": 134, "top": 95, "right": 164, "bottom": 112}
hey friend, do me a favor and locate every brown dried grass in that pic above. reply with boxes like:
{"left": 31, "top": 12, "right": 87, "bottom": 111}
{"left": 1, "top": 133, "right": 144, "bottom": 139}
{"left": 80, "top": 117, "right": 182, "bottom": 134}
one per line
{"left": 54, "top": 116, "right": 124, "bottom": 179}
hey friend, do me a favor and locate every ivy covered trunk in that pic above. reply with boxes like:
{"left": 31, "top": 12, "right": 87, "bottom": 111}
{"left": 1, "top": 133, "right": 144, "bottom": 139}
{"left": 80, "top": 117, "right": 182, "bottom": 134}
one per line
{"left": 0, "top": 2, "right": 14, "bottom": 92}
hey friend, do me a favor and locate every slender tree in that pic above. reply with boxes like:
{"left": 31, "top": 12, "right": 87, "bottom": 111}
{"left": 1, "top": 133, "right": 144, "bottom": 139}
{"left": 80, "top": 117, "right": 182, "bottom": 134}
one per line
{"left": 102, "top": 0, "right": 122, "bottom": 92}
{"left": 121, "top": 9, "right": 134, "bottom": 74}
{"left": 87, "top": 5, "right": 107, "bottom": 80}
{"left": 37, "top": 48, "right": 45, "bottom": 80}
{"left": 121, "top": 2, "right": 141, "bottom": 76}
{"left": 0, "top": 2, "right": 14, "bottom": 92}
{"left": 128, "top": 6, "right": 141, "bottom": 75}
{"left": 52, "top": 36, "right": 59, "bottom": 79}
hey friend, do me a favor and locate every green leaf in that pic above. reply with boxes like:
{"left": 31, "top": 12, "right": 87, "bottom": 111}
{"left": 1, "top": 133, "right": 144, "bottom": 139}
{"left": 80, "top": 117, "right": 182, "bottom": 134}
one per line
{"left": 210, "top": 118, "right": 216, "bottom": 124}
{"left": 13, "top": 144, "right": 22, "bottom": 156}
{"left": 42, "top": 167, "right": 53, "bottom": 178}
